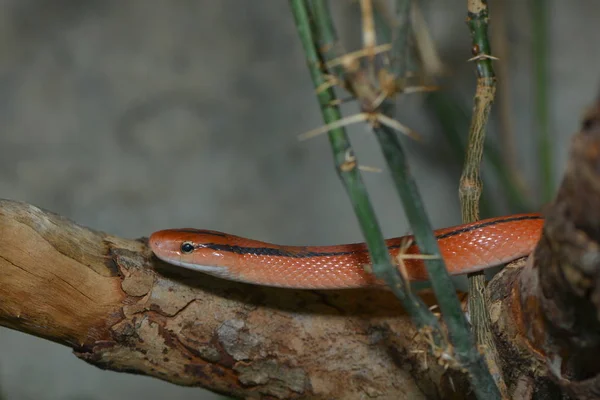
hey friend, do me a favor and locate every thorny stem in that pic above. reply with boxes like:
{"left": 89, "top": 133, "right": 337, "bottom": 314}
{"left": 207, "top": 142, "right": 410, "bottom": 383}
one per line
{"left": 290, "top": 0, "right": 444, "bottom": 342}
{"left": 293, "top": 1, "right": 502, "bottom": 397}
{"left": 374, "top": 121, "right": 500, "bottom": 400}
{"left": 463, "top": 0, "right": 505, "bottom": 398}
{"left": 362, "top": 1, "right": 501, "bottom": 398}
{"left": 309, "top": 0, "right": 346, "bottom": 77}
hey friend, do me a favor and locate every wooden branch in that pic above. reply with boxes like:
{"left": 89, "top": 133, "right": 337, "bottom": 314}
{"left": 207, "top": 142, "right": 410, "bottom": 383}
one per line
{"left": 0, "top": 199, "right": 465, "bottom": 399}
{"left": 488, "top": 99, "right": 600, "bottom": 399}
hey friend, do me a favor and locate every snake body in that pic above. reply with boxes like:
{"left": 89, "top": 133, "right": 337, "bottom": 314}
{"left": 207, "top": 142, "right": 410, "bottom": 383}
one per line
{"left": 149, "top": 213, "right": 543, "bottom": 289}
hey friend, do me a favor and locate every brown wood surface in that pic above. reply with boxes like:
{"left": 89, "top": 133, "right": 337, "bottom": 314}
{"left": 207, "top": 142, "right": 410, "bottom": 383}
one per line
{"left": 0, "top": 199, "right": 462, "bottom": 399}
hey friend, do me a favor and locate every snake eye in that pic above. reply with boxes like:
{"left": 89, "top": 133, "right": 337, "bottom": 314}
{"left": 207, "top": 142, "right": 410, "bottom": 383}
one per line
{"left": 180, "top": 242, "right": 194, "bottom": 254}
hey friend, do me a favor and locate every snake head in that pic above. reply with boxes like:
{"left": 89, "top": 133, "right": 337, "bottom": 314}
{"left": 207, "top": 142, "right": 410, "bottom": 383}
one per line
{"left": 148, "top": 228, "right": 234, "bottom": 278}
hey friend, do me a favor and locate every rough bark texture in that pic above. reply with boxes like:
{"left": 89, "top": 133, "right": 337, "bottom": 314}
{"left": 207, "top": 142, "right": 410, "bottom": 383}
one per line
{"left": 0, "top": 199, "right": 468, "bottom": 400}
{"left": 487, "top": 99, "right": 600, "bottom": 400}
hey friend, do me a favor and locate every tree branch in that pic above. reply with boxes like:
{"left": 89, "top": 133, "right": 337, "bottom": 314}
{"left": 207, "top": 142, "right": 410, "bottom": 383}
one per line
{"left": 0, "top": 199, "right": 467, "bottom": 399}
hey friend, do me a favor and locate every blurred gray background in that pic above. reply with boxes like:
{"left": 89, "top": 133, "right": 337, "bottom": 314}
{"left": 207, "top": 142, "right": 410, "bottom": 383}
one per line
{"left": 0, "top": 0, "right": 598, "bottom": 399}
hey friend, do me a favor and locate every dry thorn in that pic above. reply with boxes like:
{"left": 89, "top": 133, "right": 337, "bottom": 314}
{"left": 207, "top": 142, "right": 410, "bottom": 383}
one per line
{"left": 358, "top": 165, "right": 382, "bottom": 173}
{"left": 423, "top": 328, "right": 455, "bottom": 368}
{"left": 467, "top": 54, "right": 499, "bottom": 62}
{"left": 369, "top": 91, "right": 388, "bottom": 111}
{"left": 410, "top": 326, "right": 437, "bottom": 370}
{"left": 436, "top": 347, "right": 468, "bottom": 375}
{"left": 379, "top": 73, "right": 439, "bottom": 98}
{"left": 394, "top": 236, "right": 440, "bottom": 263}
{"left": 340, "top": 162, "right": 355, "bottom": 172}
{"left": 340, "top": 54, "right": 362, "bottom": 75}
{"left": 315, "top": 81, "right": 336, "bottom": 94}
{"left": 392, "top": 236, "right": 440, "bottom": 292}
{"left": 325, "top": 44, "right": 392, "bottom": 69}
{"left": 397, "top": 258, "right": 410, "bottom": 287}
{"left": 374, "top": 113, "right": 420, "bottom": 140}
{"left": 411, "top": 326, "right": 464, "bottom": 376}
{"left": 340, "top": 149, "right": 357, "bottom": 172}
{"left": 394, "top": 236, "right": 415, "bottom": 285}
{"left": 402, "top": 85, "right": 440, "bottom": 95}
{"left": 298, "top": 113, "right": 369, "bottom": 141}
{"left": 315, "top": 74, "right": 341, "bottom": 94}
{"left": 340, "top": 149, "right": 380, "bottom": 173}
{"left": 422, "top": 331, "right": 463, "bottom": 375}
{"left": 298, "top": 112, "right": 419, "bottom": 144}
{"left": 299, "top": 112, "right": 419, "bottom": 141}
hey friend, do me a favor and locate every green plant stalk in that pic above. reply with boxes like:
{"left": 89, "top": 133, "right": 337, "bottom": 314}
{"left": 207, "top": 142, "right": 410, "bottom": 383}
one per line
{"left": 376, "top": 2, "right": 502, "bottom": 397}
{"left": 309, "top": 0, "right": 345, "bottom": 77}
{"left": 374, "top": 124, "right": 500, "bottom": 400}
{"left": 532, "top": 0, "right": 552, "bottom": 202}
{"left": 371, "top": 4, "right": 531, "bottom": 214}
{"left": 289, "top": 0, "right": 443, "bottom": 337}
{"left": 312, "top": 1, "right": 500, "bottom": 395}
{"left": 425, "top": 91, "right": 532, "bottom": 214}
{"left": 463, "top": 1, "right": 505, "bottom": 397}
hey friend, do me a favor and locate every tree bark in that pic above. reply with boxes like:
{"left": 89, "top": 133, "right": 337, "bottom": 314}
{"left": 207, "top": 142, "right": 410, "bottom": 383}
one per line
{"left": 0, "top": 199, "right": 463, "bottom": 400}
{"left": 488, "top": 99, "right": 600, "bottom": 399}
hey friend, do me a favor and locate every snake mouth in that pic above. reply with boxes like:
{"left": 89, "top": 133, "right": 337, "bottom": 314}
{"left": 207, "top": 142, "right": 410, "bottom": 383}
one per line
{"left": 154, "top": 256, "right": 233, "bottom": 279}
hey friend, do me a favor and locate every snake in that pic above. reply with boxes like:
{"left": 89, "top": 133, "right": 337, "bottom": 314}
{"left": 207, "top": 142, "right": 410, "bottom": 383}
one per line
{"left": 149, "top": 213, "right": 543, "bottom": 289}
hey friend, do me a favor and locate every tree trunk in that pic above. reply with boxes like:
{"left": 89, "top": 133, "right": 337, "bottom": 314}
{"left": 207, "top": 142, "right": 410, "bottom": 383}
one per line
{"left": 487, "top": 100, "right": 600, "bottom": 399}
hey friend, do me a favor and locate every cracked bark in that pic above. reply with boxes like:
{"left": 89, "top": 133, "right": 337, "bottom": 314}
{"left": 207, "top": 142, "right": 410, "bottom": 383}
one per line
{"left": 487, "top": 98, "right": 600, "bottom": 399}
{"left": 0, "top": 199, "right": 466, "bottom": 400}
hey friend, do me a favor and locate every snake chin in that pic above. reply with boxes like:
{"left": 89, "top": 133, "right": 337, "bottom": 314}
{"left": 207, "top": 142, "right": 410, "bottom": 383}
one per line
{"left": 157, "top": 257, "right": 233, "bottom": 279}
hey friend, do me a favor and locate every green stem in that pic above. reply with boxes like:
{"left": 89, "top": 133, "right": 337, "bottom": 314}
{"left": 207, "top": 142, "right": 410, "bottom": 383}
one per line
{"left": 289, "top": 0, "right": 443, "bottom": 338}
{"left": 425, "top": 91, "right": 527, "bottom": 216}
{"left": 293, "top": 2, "right": 501, "bottom": 396}
{"left": 373, "top": 124, "right": 500, "bottom": 400}
{"left": 373, "top": 5, "right": 531, "bottom": 215}
{"left": 382, "top": 2, "right": 502, "bottom": 397}
{"left": 463, "top": 1, "right": 505, "bottom": 397}
{"left": 309, "top": 0, "right": 345, "bottom": 77}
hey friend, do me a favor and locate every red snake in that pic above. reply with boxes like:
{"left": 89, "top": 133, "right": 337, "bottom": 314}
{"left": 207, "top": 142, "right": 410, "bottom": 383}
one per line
{"left": 149, "top": 213, "right": 543, "bottom": 289}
